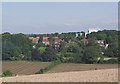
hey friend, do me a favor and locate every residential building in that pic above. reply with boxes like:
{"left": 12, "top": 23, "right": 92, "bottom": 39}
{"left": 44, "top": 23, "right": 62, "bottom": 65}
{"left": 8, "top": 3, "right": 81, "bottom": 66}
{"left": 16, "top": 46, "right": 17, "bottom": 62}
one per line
{"left": 54, "top": 37, "right": 61, "bottom": 49}
{"left": 76, "top": 32, "right": 85, "bottom": 37}
{"left": 42, "top": 37, "right": 50, "bottom": 46}
{"left": 96, "top": 40, "right": 109, "bottom": 49}
{"left": 29, "top": 37, "right": 39, "bottom": 43}
{"left": 96, "top": 40, "right": 105, "bottom": 47}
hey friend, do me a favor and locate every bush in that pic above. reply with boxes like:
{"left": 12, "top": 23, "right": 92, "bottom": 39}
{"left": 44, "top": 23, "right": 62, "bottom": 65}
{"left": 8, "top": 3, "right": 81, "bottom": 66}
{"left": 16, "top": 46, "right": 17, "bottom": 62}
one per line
{"left": 101, "top": 59, "right": 118, "bottom": 64}
{"left": 35, "top": 69, "right": 44, "bottom": 74}
{"left": 118, "top": 57, "right": 120, "bottom": 64}
{"left": 35, "top": 60, "right": 61, "bottom": 74}
{"left": 2, "top": 70, "right": 13, "bottom": 77}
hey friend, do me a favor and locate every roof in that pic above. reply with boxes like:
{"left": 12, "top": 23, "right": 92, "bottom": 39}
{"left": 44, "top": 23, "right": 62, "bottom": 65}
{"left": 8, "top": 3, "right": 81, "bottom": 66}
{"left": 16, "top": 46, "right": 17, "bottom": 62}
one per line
{"left": 43, "top": 37, "right": 49, "bottom": 41}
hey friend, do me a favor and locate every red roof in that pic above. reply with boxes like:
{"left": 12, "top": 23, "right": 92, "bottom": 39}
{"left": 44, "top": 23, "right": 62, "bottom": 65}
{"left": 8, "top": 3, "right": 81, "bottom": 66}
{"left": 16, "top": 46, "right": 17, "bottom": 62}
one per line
{"left": 43, "top": 37, "right": 49, "bottom": 41}
{"left": 29, "top": 37, "right": 39, "bottom": 43}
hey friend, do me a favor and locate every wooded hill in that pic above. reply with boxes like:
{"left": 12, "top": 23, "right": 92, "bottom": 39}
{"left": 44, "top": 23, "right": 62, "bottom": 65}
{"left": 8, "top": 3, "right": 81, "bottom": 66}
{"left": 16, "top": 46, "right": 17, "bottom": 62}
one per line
{"left": 2, "top": 30, "right": 119, "bottom": 64}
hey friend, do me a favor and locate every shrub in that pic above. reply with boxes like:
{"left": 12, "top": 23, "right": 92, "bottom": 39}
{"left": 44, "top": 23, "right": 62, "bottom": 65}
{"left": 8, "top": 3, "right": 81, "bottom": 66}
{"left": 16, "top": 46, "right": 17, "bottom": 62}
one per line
{"left": 101, "top": 59, "right": 118, "bottom": 64}
{"left": 35, "top": 69, "right": 44, "bottom": 74}
{"left": 35, "top": 60, "right": 61, "bottom": 74}
{"left": 2, "top": 70, "right": 13, "bottom": 77}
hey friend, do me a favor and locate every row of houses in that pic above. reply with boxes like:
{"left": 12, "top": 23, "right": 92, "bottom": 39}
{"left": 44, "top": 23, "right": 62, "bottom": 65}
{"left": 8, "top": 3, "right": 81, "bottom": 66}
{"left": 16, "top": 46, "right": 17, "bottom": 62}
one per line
{"left": 29, "top": 36, "right": 109, "bottom": 50}
{"left": 82, "top": 38, "right": 109, "bottom": 49}
{"left": 29, "top": 28, "right": 109, "bottom": 49}
{"left": 29, "top": 36, "right": 64, "bottom": 49}
{"left": 28, "top": 28, "right": 99, "bottom": 44}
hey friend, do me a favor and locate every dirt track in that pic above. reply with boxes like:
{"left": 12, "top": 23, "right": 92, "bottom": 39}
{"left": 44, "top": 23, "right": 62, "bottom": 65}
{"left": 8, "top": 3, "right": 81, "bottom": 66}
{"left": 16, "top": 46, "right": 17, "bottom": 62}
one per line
{"left": 2, "top": 69, "right": 118, "bottom": 82}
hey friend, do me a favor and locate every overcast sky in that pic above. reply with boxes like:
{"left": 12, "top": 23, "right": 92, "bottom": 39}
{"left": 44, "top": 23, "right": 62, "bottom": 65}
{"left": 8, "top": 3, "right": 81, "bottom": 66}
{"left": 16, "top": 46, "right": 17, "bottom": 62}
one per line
{"left": 2, "top": 2, "right": 118, "bottom": 34}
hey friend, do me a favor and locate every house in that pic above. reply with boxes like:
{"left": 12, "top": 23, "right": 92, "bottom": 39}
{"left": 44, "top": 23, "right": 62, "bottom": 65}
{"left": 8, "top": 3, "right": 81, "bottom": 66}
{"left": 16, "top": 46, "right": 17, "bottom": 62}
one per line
{"left": 42, "top": 37, "right": 50, "bottom": 46}
{"left": 96, "top": 40, "right": 105, "bottom": 47}
{"left": 54, "top": 37, "right": 61, "bottom": 49}
{"left": 54, "top": 37, "right": 59, "bottom": 44}
{"left": 76, "top": 32, "right": 79, "bottom": 37}
{"left": 96, "top": 40, "right": 109, "bottom": 49}
{"left": 29, "top": 37, "right": 39, "bottom": 43}
{"left": 76, "top": 32, "right": 85, "bottom": 37}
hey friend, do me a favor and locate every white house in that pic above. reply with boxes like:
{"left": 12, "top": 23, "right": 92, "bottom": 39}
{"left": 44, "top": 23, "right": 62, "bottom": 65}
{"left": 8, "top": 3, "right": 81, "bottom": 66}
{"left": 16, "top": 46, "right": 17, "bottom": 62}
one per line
{"left": 76, "top": 32, "right": 85, "bottom": 37}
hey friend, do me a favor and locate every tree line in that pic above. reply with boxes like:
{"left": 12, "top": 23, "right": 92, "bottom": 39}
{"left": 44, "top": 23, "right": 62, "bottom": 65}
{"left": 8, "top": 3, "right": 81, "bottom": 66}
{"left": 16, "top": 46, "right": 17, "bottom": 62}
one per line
{"left": 2, "top": 30, "right": 119, "bottom": 64}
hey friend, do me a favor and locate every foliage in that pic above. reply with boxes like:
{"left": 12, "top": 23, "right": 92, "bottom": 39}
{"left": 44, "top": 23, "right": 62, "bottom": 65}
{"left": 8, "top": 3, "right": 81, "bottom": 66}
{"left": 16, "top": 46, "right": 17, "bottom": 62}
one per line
{"left": 36, "top": 42, "right": 45, "bottom": 48}
{"left": 58, "top": 42, "right": 67, "bottom": 53}
{"left": 40, "top": 47, "right": 57, "bottom": 62}
{"left": 2, "top": 70, "right": 13, "bottom": 77}
{"left": 104, "top": 42, "right": 118, "bottom": 57}
{"left": 38, "top": 47, "right": 46, "bottom": 54}
{"left": 35, "top": 60, "right": 61, "bottom": 74}
{"left": 31, "top": 49, "right": 41, "bottom": 61}
{"left": 2, "top": 33, "right": 33, "bottom": 61}
{"left": 35, "top": 68, "right": 44, "bottom": 74}
{"left": 100, "top": 59, "right": 118, "bottom": 64}
{"left": 2, "top": 30, "right": 119, "bottom": 64}
{"left": 82, "top": 46, "right": 102, "bottom": 64}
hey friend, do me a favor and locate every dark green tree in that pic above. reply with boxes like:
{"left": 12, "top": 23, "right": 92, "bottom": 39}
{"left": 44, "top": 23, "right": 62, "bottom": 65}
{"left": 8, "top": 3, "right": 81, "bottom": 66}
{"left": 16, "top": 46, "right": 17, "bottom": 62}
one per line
{"left": 31, "top": 49, "right": 41, "bottom": 61}
{"left": 2, "top": 33, "right": 34, "bottom": 60}
{"left": 82, "top": 46, "right": 102, "bottom": 64}
{"left": 41, "top": 47, "right": 57, "bottom": 62}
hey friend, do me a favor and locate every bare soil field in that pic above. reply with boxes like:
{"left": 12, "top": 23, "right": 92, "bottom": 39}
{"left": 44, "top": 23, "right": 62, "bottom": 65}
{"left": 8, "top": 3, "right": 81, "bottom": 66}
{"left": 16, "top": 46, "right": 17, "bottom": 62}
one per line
{"left": 2, "top": 61, "right": 50, "bottom": 75}
{"left": 2, "top": 61, "right": 118, "bottom": 76}
{"left": 2, "top": 68, "right": 118, "bottom": 82}
{"left": 47, "top": 63, "right": 118, "bottom": 73}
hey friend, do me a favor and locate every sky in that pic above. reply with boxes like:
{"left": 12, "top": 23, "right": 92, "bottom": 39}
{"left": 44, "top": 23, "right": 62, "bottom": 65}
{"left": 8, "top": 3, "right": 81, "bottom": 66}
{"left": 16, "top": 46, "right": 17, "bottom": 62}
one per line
{"left": 2, "top": 2, "right": 118, "bottom": 34}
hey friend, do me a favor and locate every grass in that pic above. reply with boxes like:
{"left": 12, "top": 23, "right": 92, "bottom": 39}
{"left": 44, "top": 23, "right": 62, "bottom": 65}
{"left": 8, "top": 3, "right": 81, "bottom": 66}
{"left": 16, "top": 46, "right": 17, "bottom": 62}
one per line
{"left": 35, "top": 60, "right": 61, "bottom": 74}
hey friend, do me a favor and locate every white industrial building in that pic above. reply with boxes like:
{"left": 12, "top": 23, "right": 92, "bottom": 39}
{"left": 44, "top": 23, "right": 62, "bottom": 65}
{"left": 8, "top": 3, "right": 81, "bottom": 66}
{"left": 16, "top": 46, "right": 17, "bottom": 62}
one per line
{"left": 88, "top": 28, "right": 100, "bottom": 34}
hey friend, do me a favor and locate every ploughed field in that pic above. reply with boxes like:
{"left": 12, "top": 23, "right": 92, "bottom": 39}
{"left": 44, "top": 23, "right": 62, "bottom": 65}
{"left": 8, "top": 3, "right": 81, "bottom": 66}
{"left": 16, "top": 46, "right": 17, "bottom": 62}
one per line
{"left": 47, "top": 63, "right": 118, "bottom": 73}
{"left": 2, "top": 61, "right": 118, "bottom": 76}
{"left": 2, "top": 61, "right": 50, "bottom": 75}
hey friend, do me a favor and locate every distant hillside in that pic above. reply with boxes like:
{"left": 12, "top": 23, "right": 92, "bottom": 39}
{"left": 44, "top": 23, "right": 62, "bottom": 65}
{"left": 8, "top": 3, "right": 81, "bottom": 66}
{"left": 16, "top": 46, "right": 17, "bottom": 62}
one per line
{"left": 2, "top": 30, "right": 119, "bottom": 64}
